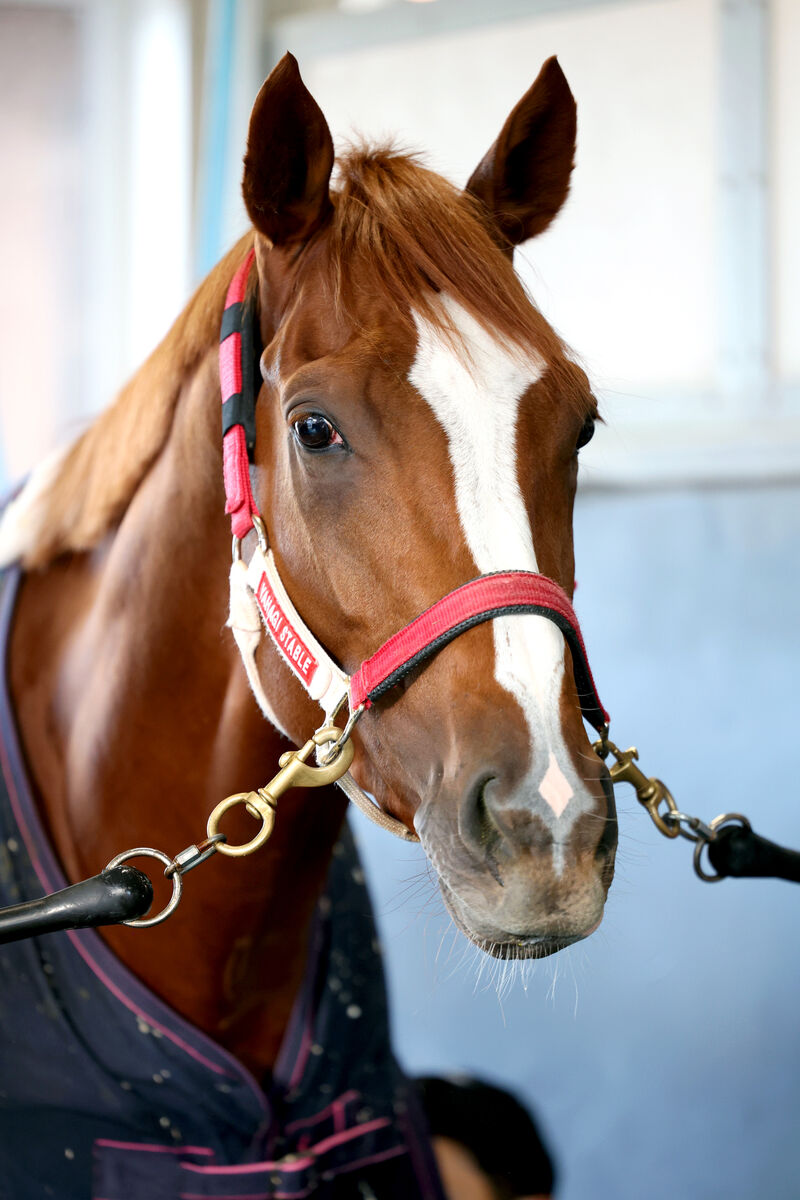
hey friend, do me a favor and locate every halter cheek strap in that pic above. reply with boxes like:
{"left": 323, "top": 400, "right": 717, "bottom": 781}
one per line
{"left": 228, "top": 547, "right": 410, "bottom": 838}
{"left": 245, "top": 543, "right": 349, "bottom": 715}
{"left": 221, "top": 253, "right": 608, "bottom": 841}
{"left": 220, "top": 248, "right": 262, "bottom": 540}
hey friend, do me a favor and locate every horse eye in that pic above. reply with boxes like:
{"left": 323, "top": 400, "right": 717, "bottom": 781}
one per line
{"left": 576, "top": 416, "right": 595, "bottom": 451}
{"left": 292, "top": 414, "right": 340, "bottom": 451}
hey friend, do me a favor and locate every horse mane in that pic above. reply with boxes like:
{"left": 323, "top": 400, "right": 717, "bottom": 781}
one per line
{"left": 0, "top": 236, "right": 254, "bottom": 570}
{"left": 327, "top": 145, "right": 575, "bottom": 373}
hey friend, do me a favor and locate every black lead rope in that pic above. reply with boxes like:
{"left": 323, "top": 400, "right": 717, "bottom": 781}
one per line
{"left": 0, "top": 865, "right": 152, "bottom": 945}
{"left": 707, "top": 823, "right": 800, "bottom": 884}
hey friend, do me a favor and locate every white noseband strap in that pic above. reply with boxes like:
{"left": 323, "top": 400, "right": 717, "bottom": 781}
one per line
{"left": 227, "top": 547, "right": 418, "bottom": 841}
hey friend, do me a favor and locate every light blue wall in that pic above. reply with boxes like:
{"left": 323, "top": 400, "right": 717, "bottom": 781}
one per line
{"left": 352, "top": 483, "right": 800, "bottom": 1200}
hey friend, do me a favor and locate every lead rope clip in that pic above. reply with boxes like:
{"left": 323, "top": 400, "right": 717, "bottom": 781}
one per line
{"left": 593, "top": 726, "right": 753, "bottom": 883}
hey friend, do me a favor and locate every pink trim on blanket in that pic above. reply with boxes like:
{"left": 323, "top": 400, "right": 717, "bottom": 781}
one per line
{"left": 182, "top": 1117, "right": 393, "bottom": 1177}
{"left": 181, "top": 1154, "right": 314, "bottom": 1178}
{"left": 0, "top": 727, "right": 57, "bottom": 894}
{"left": 323, "top": 1142, "right": 407, "bottom": 1178}
{"left": 94, "top": 1139, "right": 214, "bottom": 1156}
{"left": 180, "top": 1193, "right": 311, "bottom": 1200}
{"left": 66, "top": 930, "right": 231, "bottom": 1076}
{"left": 284, "top": 1089, "right": 359, "bottom": 1135}
{"left": 311, "top": 1119, "right": 392, "bottom": 1160}
{"left": 286, "top": 1009, "right": 314, "bottom": 1091}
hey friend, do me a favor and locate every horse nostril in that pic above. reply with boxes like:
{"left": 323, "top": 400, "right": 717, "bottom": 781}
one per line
{"left": 460, "top": 774, "right": 504, "bottom": 882}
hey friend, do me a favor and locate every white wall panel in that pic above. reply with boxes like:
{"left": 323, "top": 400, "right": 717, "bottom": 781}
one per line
{"left": 773, "top": 0, "right": 800, "bottom": 382}
{"left": 299, "top": 0, "right": 718, "bottom": 396}
{"left": 0, "top": 6, "right": 82, "bottom": 480}
{"left": 128, "top": 0, "right": 192, "bottom": 370}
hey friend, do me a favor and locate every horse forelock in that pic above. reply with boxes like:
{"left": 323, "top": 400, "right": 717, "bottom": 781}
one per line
{"left": 324, "top": 145, "right": 583, "bottom": 396}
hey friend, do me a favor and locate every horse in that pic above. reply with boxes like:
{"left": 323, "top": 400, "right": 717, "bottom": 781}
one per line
{"left": 0, "top": 52, "right": 615, "bottom": 1198}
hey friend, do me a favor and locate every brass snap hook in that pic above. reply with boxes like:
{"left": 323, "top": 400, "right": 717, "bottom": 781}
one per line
{"left": 207, "top": 726, "right": 355, "bottom": 858}
{"left": 593, "top": 732, "right": 679, "bottom": 838}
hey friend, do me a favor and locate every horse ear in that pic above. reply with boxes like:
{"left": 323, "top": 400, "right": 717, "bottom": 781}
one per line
{"left": 242, "top": 53, "right": 334, "bottom": 246}
{"left": 466, "top": 56, "right": 577, "bottom": 250}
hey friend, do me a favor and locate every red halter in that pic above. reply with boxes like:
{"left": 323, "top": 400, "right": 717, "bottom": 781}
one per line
{"left": 220, "top": 249, "right": 262, "bottom": 540}
{"left": 349, "top": 571, "right": 607, "bottom": 730}
{"left": 220, "top": 253, "right": 608, "bottom": 732}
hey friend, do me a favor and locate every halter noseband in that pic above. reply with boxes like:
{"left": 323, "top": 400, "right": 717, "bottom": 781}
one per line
{"left": 221, "top": 251, "right": 608, "bottom": 840}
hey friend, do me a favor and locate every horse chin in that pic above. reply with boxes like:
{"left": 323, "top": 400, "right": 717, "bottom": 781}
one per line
{"left": 438, "top": 880, "right": 593, "bottom": 961}
{"left": 465, "top": 930, "right": 580, "bottom": 962}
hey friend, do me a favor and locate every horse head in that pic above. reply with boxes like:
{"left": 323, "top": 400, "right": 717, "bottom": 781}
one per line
{"left": 239, "top": 54, "right": 616, "bottom": 960}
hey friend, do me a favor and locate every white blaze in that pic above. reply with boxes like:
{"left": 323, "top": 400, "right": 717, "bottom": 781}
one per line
{"left": 409, "top": 296, "right": 581, "bottom": 848}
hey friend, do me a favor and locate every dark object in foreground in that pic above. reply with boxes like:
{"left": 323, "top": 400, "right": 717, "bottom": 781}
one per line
{"left": 0, "top": 865, "right": 152, "bottom": 944}
{"left": 708, "top": 823, "right": 800, "bottom": 882}
{"left": 416, "top": 1075, "right": 556, "bottom": 1199}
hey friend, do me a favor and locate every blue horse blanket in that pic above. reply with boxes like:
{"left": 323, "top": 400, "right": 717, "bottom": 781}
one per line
{"left": 0, "top": 567, "right": 444, "bottom": 1200}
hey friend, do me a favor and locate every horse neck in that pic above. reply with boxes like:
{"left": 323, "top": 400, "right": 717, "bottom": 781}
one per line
{"left": 9, "top": 337, "right": 347, "bottom": 1079}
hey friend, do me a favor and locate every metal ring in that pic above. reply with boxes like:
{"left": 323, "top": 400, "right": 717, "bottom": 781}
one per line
{"left": 316, "top": 705, "right": 364, "bottom": 766}
{"left": 693, "top": 838, "right": 725, "bottom": 882}
{"left": 104, "top": 848, "right": 183, "bottom": 927}
{"left": 647, "top": 784, "right": 681, "bottom": 839}
{"left": 251, "top": 514, "right": 268, "bottom": 551}
{"left": 207, "top": 793, "right": 276, "bottom": 857}
{"left": 232, "top": 517, "right": 268, "bottom": 565}
{"left": 709, "top": 812, "right": 752, "bottom": 834}
{"left": 692, "top": 814, "right": 752, "bottom": 882}
{"left": 662, "top": 810, "right": 715, "bottom": 844}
